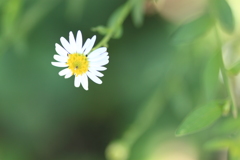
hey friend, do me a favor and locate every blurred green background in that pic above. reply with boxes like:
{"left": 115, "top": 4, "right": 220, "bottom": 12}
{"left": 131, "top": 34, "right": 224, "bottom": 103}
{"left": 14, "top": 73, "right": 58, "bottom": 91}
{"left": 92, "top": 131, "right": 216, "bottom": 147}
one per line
{"left": 1, "top": 0, "right": 240, "bottom": 160}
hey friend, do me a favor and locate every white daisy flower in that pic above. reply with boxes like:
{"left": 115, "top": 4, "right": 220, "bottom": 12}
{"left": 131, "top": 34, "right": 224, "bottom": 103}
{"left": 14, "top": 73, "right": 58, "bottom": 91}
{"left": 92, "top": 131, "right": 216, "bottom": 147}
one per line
{"left": 51, "top": 30, "right": 109, "bottom": 90}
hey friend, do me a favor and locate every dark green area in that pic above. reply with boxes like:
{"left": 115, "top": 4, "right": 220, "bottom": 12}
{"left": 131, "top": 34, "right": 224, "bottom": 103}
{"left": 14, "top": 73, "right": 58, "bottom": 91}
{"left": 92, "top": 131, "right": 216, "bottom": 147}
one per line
{"left": 0, "top": 0, "right": 240, "bottom": 160}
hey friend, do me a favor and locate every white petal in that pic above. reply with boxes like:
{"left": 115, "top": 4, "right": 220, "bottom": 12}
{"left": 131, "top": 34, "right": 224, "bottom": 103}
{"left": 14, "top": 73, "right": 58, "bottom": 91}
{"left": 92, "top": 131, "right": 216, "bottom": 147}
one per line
{"left": 97, "top": 59, "right": 109, "bottom": 65}
{"left": 87, "top": 72, "right": 102, "bottom": 84}
{"left": 88, "top": 47, "right": 107, "bottom": 58}
{"left": 84, "top": 35, "right": 96, "bottom": 55}
{"left": 55, "top": 43, "right": 68, "bottom": 56}
{"left": 69, "top": 31, "right": 77, "bottom": 53}
{"left": 89, "top": 69, "right": 104, "bottom": 77}
{"left": 51, "top": 62, "right": 68, "bottom": 67}
{"left": 81, "top": 74, "right": 88, "bottom": 90}
{"left": 76, "top": 30, "right": 83, "bottom": 53}
{"left": 90, "top": 54, "right": 109, "bottom": 62}
{"left": 80, "top": 38, "right": 90, "bottom": 53}
{"left": 60, "top": 37, "right": 74, "bottom": 53}
{"left": 53, "top": 55, "right": 67, "bottom": 62}
{"left": 88, "top": 52, "right": 108, "bottom": 61}
{"left": 74, "top": 75, "right": 81, "bottom": 87}
{"left": 96, "top": 56, "right": 109, "bottom": 63}
{"left": 90, "top": 66, "right": 107, "bottom": 71}
{"left": 91, "top": 60, "right": 109, "bottom": 67}
{"left": 65, "top": 72, "right": 73, "bottom": 79}
{"left": 59, "top": 68, "right": 71, "bottom": 76}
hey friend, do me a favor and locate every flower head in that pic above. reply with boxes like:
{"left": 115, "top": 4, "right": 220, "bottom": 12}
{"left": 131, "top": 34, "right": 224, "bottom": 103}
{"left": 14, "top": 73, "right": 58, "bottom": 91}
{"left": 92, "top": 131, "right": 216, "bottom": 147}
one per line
{"left": 51, "top": 30, "right": 109, "bottom": 90}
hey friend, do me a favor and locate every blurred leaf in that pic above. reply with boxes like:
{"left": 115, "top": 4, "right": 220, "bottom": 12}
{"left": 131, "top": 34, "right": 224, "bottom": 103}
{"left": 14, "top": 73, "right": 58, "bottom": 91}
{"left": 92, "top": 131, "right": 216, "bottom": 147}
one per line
{"left": 0, "top": 141, "right": 32, "bottom": 160}
{"left": 222, "top": 100, "right": 230, "bottom": 116}
{"left": 106, "top": 88, "right": 164, "bottom": 160}
{"left": 107, "top": 1, "right": 131, "bottom": 28}
{"left": 0, "top": 0, "right": 7, "bottom": 7}
{"left": 203, "top": 51, "right": 220, "bottom": 100}
{"left": 19, "top": 0, "right": 60, "bottom": 37}
{"left": 206, "top": 138, "right": 240, "bottom": 159}
{"left": 176, "top": 101, "right": 222, "bottom": 136}
{"left": 228, "top": 61, "right": 240, "bottom": 75}
{"left": 107, "top": 4, "right": 125, "bottom": 27}
{"left": 92, "top": 25, "right": 122, "bottom": 39}
{"left": 131, "top": 0, "right": 145, "bottom": 27}
{"left": 205, "top": 138, "right": 231, "bottom": 150}
{"left": 92, "top": 6, "right": 125, "bottom": 43}
{"left": 171, "top": 14, "right": 213, "bottom": 45}
{"left": 211, "top": 0, "right": 235, "bottom": 33}
{"left": 112, "top": 26, "right": 123, "bottom": 39}
{"left": 106, "top": 141, "right": 130, "bottom": 160}
{"left": 229, "top": 144, "right": 240, "bottom": 160}
{"left": 212, "top": 117, "right": 240, "bottom": 135}
{"left": 1, "top": 0, "right": 23, "bottom": 36}
{"left": 92, "top": 26, "right": 110, "bottom": 36}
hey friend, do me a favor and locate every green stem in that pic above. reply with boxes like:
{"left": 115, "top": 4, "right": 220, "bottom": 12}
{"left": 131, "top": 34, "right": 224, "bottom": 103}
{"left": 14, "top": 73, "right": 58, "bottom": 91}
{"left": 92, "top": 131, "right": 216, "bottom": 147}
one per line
{"left": 106, "top": 86, "right": 164, "bottom": 160}
{"left": 122, "top": 88, "right": 164, "bottom": 147}
{"left": 214, "top": 25, "right": 238, "bottom": 118}
{"left": 93, "top": 0, "right": 132, "bottom": 50}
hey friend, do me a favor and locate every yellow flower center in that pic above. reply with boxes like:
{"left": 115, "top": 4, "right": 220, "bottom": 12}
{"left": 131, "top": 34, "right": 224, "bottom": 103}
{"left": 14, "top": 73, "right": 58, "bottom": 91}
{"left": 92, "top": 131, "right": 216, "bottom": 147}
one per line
{"left": 67, "top": 53, "right": 89, "bottom": 76}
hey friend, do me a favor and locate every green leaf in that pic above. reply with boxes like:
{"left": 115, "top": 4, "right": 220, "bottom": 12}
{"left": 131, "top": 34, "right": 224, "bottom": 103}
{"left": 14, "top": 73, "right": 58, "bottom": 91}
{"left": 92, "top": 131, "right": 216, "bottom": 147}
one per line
{"left": 212, "top": 117, "right": 240, "bottom": 135}
{"left": 222, "top": 100, "right": 231, "bottom": 116}
{"left": 230, "top": 144, "right": 240, "bottom": 160}
{"left": 205, "top": 138, "right": 231, "bottom": 150}
{"left": 131, "top": 0, "right": 145, "bottom": 27}
{"left": 0, "top": 0, "right": 7, "bottom": 7}
{"left": 92, "top": 26, "right": 110, "bottom": 36}
{"left": 19, "top": 0, "right": 61, "bottom": 36}
{"left": 105, "top": 3, "right": 129, "bottom": 39}
{"left": 107, "top": 4, "right": 125, "bottom": 27}
{"left": 175, "top": 101, "right": 222, "bottom": 136}
{"left": 171, "top": 14, "right": 213, "bottom": 45}
{"left": 211, "top": 0, "right": 235, "bottom": 33}
{"left": 112, "top": 26, "right": 123, "bottom": 39}
{"left": 228, "top": 61, "right": 240, "bottom": 75}
{"left": 2, "top": 0, "right": 23, "bottom": 35}
{"left": 205, "top": 137, "right": 240, "bottom": 160}
{"left": 92, "top": 24, "right": 123, "bottom": 39}
{"left": 203, "top": 51, "right": 220, "bottom": 100}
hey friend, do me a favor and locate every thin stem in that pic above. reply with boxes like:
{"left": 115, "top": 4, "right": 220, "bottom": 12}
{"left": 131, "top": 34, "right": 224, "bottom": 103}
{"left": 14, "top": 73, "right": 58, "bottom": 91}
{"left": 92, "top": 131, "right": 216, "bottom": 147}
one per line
{"left": 122, "top": 87, "right": 164, "bottom": 147}
{"left": 106, "top": 86, "right": 165, "bottom": 160}
{"left": 214, "top": 25, "right": 238, "bottom": 118}
{"left": 93, "top": 0, "right": 132, "bottom": 50}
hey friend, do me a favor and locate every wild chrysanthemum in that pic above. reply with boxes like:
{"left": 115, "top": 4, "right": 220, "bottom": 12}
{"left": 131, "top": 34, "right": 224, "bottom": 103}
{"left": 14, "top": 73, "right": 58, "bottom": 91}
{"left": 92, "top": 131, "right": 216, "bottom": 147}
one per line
{"left": 51, "top": 30, "right": 109, "bottom": 90}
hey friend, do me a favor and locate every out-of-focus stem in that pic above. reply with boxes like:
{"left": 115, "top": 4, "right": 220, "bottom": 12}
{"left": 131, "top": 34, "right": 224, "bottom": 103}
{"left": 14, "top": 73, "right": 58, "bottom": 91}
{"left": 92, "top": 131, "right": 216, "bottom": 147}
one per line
{"left": 214, "top": 25, "right": 238, "bottom": 118}
{"left": 93, "top": 0, "right": 132, "bottom": 50}
{"left": 106, "top": 86, "right": 164, "bottom": 160}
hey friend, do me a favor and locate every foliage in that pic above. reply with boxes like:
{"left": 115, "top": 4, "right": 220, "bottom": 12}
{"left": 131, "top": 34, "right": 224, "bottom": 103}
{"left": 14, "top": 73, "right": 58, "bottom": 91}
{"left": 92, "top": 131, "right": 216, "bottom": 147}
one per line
{"left": 0, "top": 0, "right": 240, "bottom": 160}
